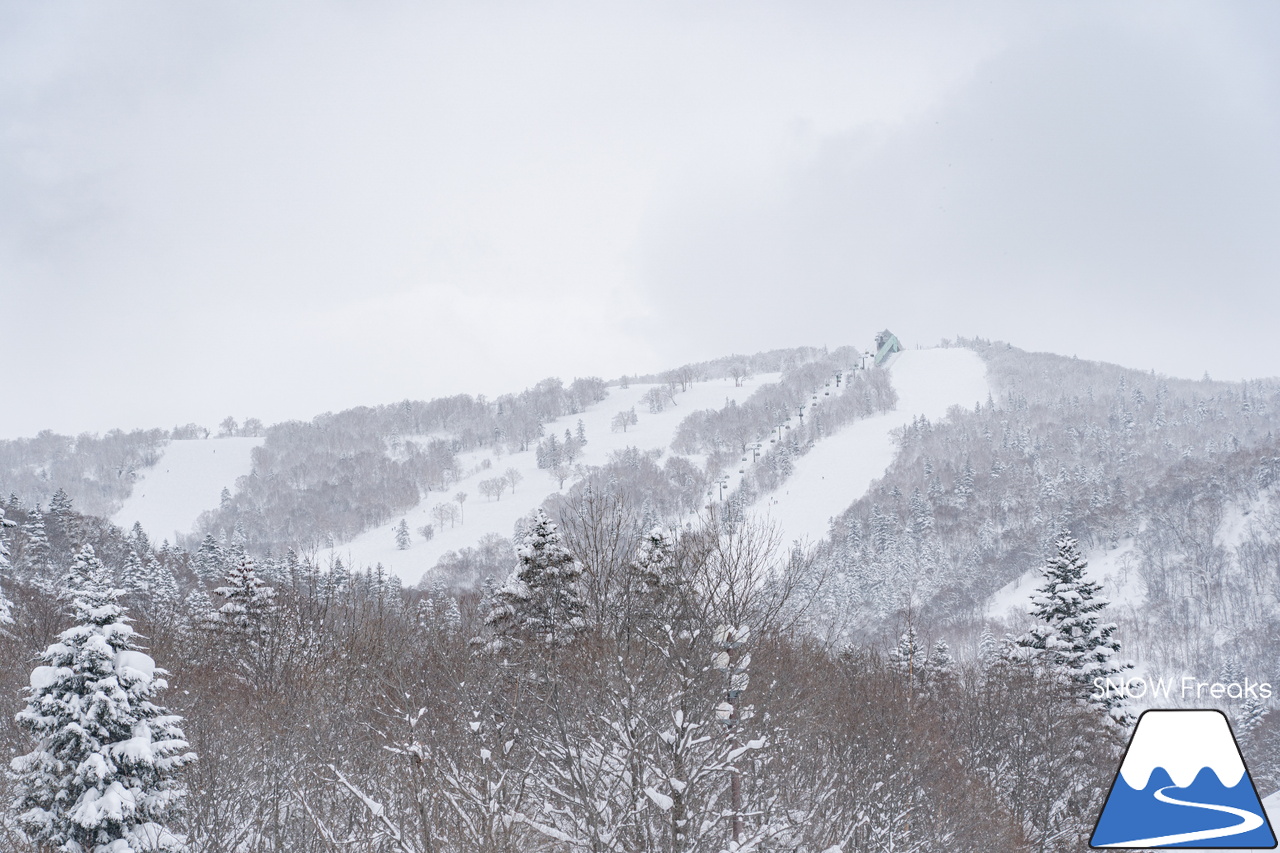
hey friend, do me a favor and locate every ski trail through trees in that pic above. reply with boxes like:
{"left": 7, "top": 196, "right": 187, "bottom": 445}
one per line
{"left": 757, "top": 348, "right": 989, "bottom": 549}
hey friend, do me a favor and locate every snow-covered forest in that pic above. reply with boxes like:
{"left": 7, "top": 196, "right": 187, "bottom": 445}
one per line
{"left": 2, "top": 339, "right": 1280, "bottom": 851}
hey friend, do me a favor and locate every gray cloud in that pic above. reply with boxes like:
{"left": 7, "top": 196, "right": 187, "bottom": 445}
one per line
{"left": 639, "top": 6, "right": 1280, "bottom": 379}
{"left": 2, "top": 2, "right": 1277, "bottom": 438}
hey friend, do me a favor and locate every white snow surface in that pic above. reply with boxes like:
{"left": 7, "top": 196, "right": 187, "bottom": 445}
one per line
{"left": 1120, "top": 710, "right": 1245, "bottom": 790}
{"left": 114, "top": 650, "right": 157, "bottom": 683}
{"left": 332, "top": 375, "right": 779, "bottom": 584}
{"left": 752, "top": 348, "right": 990, "bottom": 549}
{"left": 29, "top": 665, "right": 68, "bottom": 691}
{"left": 112, "top": 438, "right": 263, "bottom": 544}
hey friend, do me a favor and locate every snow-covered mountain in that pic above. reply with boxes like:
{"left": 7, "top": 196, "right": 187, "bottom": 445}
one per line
{"left": 5, "top": 336, "right": 1280, "bottom": 853}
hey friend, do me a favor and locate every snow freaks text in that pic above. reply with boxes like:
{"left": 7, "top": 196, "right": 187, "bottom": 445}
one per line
{"left": 1092, "top": 675, "right": 1274, "bottom": 702}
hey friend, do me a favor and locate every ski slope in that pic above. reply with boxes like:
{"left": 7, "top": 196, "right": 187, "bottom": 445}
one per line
{"left": 749, "top": 348, "right": 990, "bottom": 549}
{"left": 330, "top": 374, "right": 779, "bottom": 583}
{"left": 112, "top": 438, "right": 263, "bottom": 544}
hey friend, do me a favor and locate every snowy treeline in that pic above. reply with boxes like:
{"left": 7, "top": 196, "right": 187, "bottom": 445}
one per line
{"left": 622, "top": 346, "right": 828, "bottom": 389}
{"left": 0, "top": 489, "right": 1133, "bottom": 852}
{"left": 188, "top": 378, "right": 604, "bottom": 556}
{"left": 0, "top": 430, "right": 169, "bottom": 518}
{"left": 187, "top": 348, "right": 844, "bottom": 559}
{"left": 806, "top": 339, "right": 1280, "bottom": 780}
{"left": 812, "top": 339, "right": 1280, "bottom": 630}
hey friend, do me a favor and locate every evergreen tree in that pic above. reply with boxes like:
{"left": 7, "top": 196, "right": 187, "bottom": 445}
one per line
{"left": 442, "top": 597, "right": 462, "bottom": 636}
{"left": 212, "top": 554, "right": 276, "bottom": 636}
{"left": 20, "top": 509, "right": 53, "bottom": 578}
{"left": 129, "top": 522, "right": 152, "bottom": 562}
{"left": 148, "top": 557, "right": 181, "bottom": 621}
{"left": 955, "top": 458, "right": 975, "bottom": 500}
{"left": 395, "top": 518, "right": 411, "bottom": 550}
{"left": 922, "top": 639, "right": 956, "bottom": 692}
{"left": 0, "top": 505, "right": 14, "bottom": 627}
{"left": 9, "top": 545, "right": 195, "bottom": 852}
{"left": 483, "top": 509, "right": 586, "bottom": 653}
{"left": 928, "top": 639, "right": 955, "bottom": 676}
{"left": 122, "top": 549, "right": 149, "bottom": 601}
{"left": 634, "top": 525, "right": 679, "bottom": 626}
{"left": 978, "top": 629, "right": 1001, "bottom": 669}
{"left": 192, "top": 535, "right": 223, "bottom": 585}
{"left": 1015, "top": 532, "right": 1132, "bottom": 724}
{"left": 1237, "top": 696, "right": 1269, "bottom": 741}
{"left": 888, "top": 627, "right": 925, "bottom": 686}
{"left": 416, "top": 595, "right": 437, "bottom": 631}
{"left": 635, "top": 525, "right": 676, "bottom": 592}
{"left": 183, "top": 589, "right": 217, "bottom": 633}
{"left": 48, "top": 487, "right": 74, "bottom": 519}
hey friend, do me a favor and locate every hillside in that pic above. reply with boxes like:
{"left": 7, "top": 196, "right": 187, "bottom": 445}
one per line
{"left": 758, "top": 347, "right": 990, "bottom": 549}
{"left": 329, "top": 373, "right": 780, "bottom": 579}
{"left": 111, "top": 437, "right": 264, "bottom": 544}
{"left": 5, "top": 336, "right": 1280, "bottom": 852}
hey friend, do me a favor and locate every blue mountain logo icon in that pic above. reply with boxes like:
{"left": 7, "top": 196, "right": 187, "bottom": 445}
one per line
{"left": 1092, "top": 709, "right": 1276, "bottom": 848}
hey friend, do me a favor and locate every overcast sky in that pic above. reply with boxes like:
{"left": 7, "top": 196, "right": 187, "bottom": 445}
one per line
{"left": 3, "top": 1, "right": 1279, "bottom": 439}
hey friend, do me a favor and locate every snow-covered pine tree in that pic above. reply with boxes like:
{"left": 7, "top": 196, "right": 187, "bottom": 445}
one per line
{"left": 635, "top": 525, "right": 676, "bottom": 592}
{"left": 129, "top": 522, "right": 151, "bottom": 562}
{"left": 0, "top": 505, "right": 14, "bottom": 627}
{"left": 1237, "top": 696, "right": 1269, "bottom": 741}
{"left": 442, "top": 597, "right": 462, "bottom": 636}
{"left": 122, "top": 548, "right": 149, "bottom": 601}
{"left": 920, "top": 639, "right": 956, "bottom": 694}
{"left": 483, "top": 509, "right": 586, "bottom": 653}
{"left": 927, "top": 639, "right": 955, "bottom": 677}
{"left": 183, "top": 589, "right": 217, "bottom": 634}
{"left": 20, "top": 509, "right": 53, "bottom": 579}
{"left": 1015, "top": 531, "right": 1133, "bottom": 724}
{"left": 192, "top": 534, "right": 223, "bottom": 585}
{"left": 9, "top": 545, "right": 195, "bottom": 852}
{"left": 888, "top": 627, "right": 924, "bottom": 684}
{"left": 213, "top": 554, "right": 276, "bottom": 636}
{"left": 978, "top": 628, "right": 1000, "bottom": 669}
{"left": 395, "top": 518, "right": 411, "bottom": 550}
{"left": 48, "top": 487, "right": 74, "bottom": 519}
{"left": 148, "top": 556, "right": 181, "bottom": 621}
{"left": 415, "top": 595, "right": 437, "bottom": 631}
